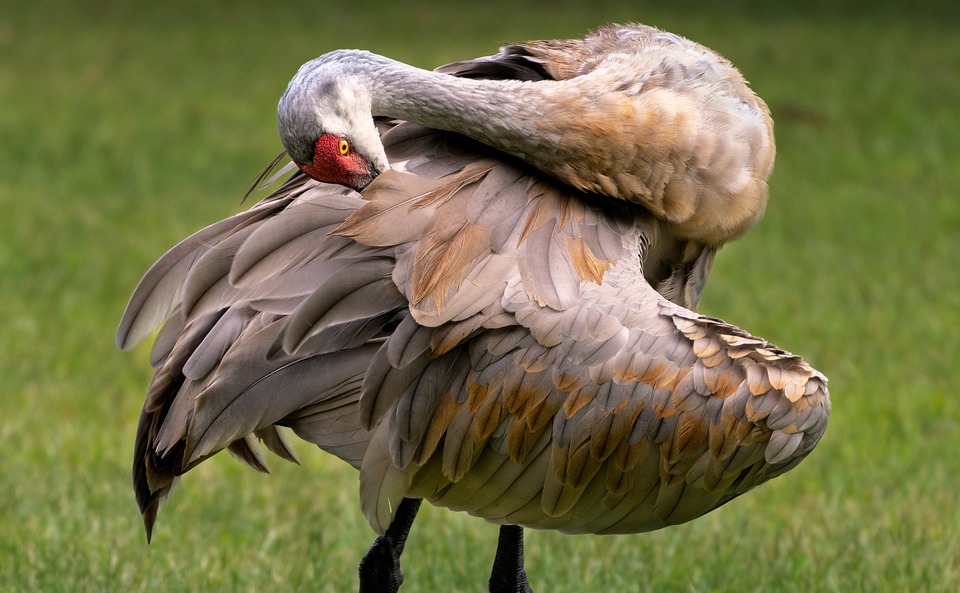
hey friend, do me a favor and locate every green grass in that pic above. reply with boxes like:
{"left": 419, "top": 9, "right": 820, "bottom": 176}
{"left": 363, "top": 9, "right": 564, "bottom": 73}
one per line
{"left": 2, "top": 1, "right": 958, "bottom": 591}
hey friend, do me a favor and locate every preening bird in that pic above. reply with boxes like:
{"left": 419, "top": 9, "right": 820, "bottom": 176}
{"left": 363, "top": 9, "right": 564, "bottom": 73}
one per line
{"left": 119, "top": 23, "right": 829, "bottom": 592}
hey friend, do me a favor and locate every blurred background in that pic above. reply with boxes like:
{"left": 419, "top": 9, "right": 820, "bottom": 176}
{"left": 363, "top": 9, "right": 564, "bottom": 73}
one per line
{"left": 1, "top": 0, "right": 957, "bottom": 591}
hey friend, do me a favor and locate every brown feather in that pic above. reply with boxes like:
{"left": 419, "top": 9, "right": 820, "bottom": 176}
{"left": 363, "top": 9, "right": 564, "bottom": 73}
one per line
{"left": 124, "top": 26, "right": 826, "bottom": 547}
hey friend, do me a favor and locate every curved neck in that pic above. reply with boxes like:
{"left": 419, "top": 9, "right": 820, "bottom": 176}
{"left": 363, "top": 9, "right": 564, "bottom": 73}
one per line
{"left": 363, "top": 53, "right": 553, "bottom": 165}
{"left": 295, "top": 50, "right": 650, "bottom": 193}
{"left": 292, "top": 49, "right": 775, "bottom": 246}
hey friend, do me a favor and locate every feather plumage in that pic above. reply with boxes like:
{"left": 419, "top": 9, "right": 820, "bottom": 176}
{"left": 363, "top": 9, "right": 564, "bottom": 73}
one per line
{"left": 121, "top": 26, "right": 828, "bottom": 583}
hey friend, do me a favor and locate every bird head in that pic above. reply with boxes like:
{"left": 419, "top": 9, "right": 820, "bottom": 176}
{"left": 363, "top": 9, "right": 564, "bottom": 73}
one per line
{"left": 278, "top": 54, "right": 389, "bottom": 191}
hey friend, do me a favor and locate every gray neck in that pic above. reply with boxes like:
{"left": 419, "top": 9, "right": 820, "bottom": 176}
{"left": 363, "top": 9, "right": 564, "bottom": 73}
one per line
{"left": 312, "top": 50, "right": 554, "bottom": 164}
{"left": 368, "top": 54, "right": 538, "bottom": 151}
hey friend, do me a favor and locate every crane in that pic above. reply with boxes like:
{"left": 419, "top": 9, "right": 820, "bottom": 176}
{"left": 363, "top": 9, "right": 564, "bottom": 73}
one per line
{"left": 119, "top": 23, "right": 829, "bottom": 592}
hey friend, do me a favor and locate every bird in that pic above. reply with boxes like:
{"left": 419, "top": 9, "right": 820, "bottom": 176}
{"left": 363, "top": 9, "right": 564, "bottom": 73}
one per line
{"left": 118, "top": 23, "right": 829, "bottom": 593}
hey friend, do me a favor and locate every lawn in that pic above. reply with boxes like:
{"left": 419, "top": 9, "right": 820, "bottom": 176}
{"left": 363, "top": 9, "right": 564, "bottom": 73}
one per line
{"left": 1, "top": 0, "right": 958, "bottom": 591}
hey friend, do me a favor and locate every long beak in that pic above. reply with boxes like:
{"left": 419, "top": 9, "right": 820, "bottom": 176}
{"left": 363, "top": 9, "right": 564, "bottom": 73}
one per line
{"left": 354, "top": 164, "right": 385, "bottom": 192}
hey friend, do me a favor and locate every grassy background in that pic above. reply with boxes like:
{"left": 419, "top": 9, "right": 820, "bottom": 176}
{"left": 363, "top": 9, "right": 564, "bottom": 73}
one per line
{"left": 2, "top": 0, "right": 958, "bottom": 591}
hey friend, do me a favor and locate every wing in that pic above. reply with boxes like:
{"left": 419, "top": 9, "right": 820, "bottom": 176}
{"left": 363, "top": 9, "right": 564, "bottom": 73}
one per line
{"left": 123, "top": 175, "right": 409, "bottom": 538}
{"left": 122, "top": 121, "right": 827, "bottom": 541}
{"left": 341, "top": 125, "right": 828, "bottom": 535}
{"left": 122, "top": 122, "right": 496, "bottom": 537}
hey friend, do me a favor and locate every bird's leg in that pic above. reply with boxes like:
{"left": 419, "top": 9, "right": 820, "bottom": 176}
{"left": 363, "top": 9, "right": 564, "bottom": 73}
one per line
{"left": 358, "top": 497, "right": 422, "bottom": 593}
{"left": 489, "top": 524, "right": 534, "bottom": 593}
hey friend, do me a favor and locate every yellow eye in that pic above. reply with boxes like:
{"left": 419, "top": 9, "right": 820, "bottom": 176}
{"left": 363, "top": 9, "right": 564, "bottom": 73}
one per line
{"left": 338, "top": 139, "right": 350, "bottom": 156}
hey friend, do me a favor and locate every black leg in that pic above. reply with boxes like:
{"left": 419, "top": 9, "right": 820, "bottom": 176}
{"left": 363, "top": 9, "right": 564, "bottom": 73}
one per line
{"left": 358, "top": 497, "right": 422, "bottom": 593}
{"left": 489, "top": 524, "right": 534, "bottom": 593}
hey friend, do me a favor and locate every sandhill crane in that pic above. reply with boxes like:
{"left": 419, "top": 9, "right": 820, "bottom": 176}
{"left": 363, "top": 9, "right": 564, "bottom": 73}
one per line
{"left": 118, "top": 23, "right": 830, "bottom": 592}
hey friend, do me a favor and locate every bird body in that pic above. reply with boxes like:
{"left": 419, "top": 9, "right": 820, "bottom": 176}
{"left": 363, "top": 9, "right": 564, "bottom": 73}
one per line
{"left": 119, "top": 23, "right": 828, "bottom": 590}
{"left": 122, "top": 124, "right": 827, "bottom": 538}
